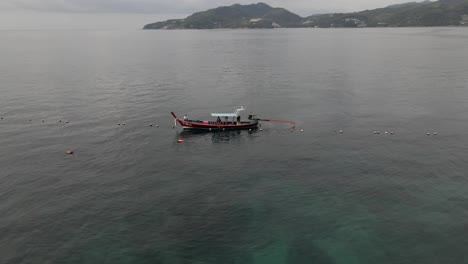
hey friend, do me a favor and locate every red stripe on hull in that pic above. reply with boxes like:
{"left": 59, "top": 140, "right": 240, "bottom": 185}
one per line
{"left": 180, "top": 121, "right": 257, "bottom": 130}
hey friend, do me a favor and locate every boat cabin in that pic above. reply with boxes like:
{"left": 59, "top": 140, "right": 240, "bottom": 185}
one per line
{"left": 210, "top": 107, "right": 245, "bottom": 125}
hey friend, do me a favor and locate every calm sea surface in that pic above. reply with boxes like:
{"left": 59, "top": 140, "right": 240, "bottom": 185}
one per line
{"left": 1, "top": 28, "right": 468, "bottom": 263}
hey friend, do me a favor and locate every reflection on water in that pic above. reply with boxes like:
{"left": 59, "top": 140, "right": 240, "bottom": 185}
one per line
{"left": 178, "top": 129, "right": 259, "bottom": 143}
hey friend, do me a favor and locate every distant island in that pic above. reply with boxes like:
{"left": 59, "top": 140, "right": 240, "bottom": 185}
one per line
{"left": 143, "top": 0, "right": 468, "bottom": 29}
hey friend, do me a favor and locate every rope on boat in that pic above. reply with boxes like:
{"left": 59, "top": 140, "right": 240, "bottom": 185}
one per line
{"left": 258, "top": 118, "right": 296, "bottom": 130}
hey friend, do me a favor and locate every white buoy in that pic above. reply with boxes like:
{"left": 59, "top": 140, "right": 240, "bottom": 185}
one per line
{"left": 385, "top": 131, "right": 388, "bottom": 134}
{"left": 339, "top": 130, "right": 343, "bottom": 133}
{"left": 433, "top": 132, "right": 437, "bottom": 135}
{"left": 427, "top": 133, "right": 430, "bottom": 135}
{"left": 301, "top": 129, "right": 304, "bottom": 132}
{"left": 260, "top": 128, "right": 263, "bottom": 131}
{"left": 156, "top": 125, "right": 159, "bottom": 127}
{"left": 390, "top": 131, "right": 394, "bottom": 135}
{"left": 249, "top": 129, "right": 252, "bottom": 132}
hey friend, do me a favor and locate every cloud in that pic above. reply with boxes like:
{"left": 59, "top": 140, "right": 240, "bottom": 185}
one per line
{"left": 4, "top": 0, "right": 423, "bottom": 15}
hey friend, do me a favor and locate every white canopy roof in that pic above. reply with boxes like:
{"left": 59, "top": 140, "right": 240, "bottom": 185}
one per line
{"left": 211, "top": 113, "right": 238, "bottom": 117}
{"left": 211, "top": 107, "right": 245, "bottom": 118}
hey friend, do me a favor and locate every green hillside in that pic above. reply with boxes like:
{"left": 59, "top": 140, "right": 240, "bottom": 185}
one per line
{"left": 143, "top": 0, "right": 468, "bottom": 29}
{"left": 143, "top": 3, "right": 302, "bottom": 29}
{"left": 303, "top": 0, "right": 468, "bottom": 27}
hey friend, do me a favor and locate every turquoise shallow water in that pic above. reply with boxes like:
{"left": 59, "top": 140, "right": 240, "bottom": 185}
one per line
{"left": 1, "top": 28, "right": 468, "bottom": 263}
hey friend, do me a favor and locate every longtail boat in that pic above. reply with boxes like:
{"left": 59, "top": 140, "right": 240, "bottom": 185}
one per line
{"left": 171, "top": 107, "right": 258, "bottom": 131}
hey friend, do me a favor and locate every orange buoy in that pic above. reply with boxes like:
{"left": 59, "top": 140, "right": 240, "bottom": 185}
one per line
{"left": 66, "top": 150, "right": 74, "bottom": 155}
{"left": 177, "top": 139, "right": 184, "bottom": 143}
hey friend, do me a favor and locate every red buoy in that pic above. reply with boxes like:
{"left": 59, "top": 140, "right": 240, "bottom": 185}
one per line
{"left": 66, "top": 150, "right": 74, "bottom": 155}
{"left": 177, "top": 139, "right": 184, "bottom": 143}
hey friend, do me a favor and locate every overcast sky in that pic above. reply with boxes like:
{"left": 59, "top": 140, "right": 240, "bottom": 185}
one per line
{"left": 0, "top": 0, "right": 422, "bottom": 30}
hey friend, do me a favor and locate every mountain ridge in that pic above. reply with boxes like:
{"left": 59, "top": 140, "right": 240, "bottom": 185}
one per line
{"left": 143, "top": 0, "right": 468, "bottom": 29}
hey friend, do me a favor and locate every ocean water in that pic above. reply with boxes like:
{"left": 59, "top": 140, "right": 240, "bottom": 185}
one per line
{"left": 1, "top": 28, "right": 468, "bottom": 264}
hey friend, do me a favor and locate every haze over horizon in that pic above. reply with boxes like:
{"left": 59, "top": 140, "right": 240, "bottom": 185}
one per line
{"left": 0, "top": 0, "right": 428, "bottom": 30}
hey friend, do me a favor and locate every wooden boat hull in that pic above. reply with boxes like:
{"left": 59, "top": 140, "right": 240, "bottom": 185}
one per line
{"left": 171, "top": 112, "right": 258, "bottom": 131}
